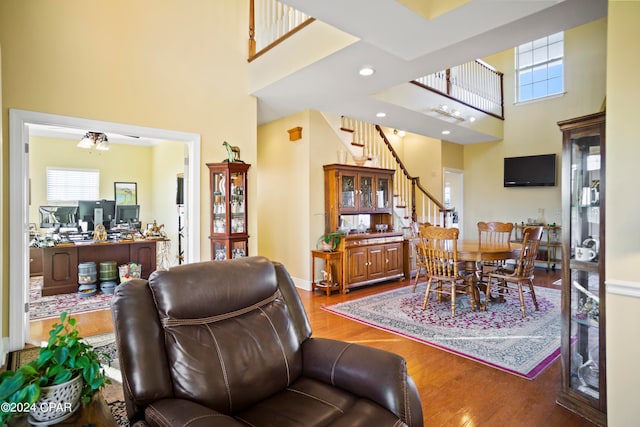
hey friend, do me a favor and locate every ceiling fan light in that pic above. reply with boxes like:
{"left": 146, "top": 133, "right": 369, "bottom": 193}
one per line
{"left": 77, "top": 134, "right": 93, "bottom": 148}
{"left": 95, "top": 134, "right": 110, "bottom": 150}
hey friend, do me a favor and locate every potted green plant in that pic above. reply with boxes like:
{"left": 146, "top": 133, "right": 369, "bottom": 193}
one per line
{"left": 0, "top": 311, "right": 111, "bottom": 425}
{"left": 317, "top": 231, "right": 345, "bottom": 251}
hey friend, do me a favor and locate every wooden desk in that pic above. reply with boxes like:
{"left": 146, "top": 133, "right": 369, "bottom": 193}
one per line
{"left": 311, "top": 250, "right": 344, "bottom": 296}
{"left": 456, "top": 240, "right": 522, "bottom": 309}
{"left": 41, "top": 239, "right": 165, "bottom": 296}
{"left": 9, "top": 392, "right": 117, "bottom": 426}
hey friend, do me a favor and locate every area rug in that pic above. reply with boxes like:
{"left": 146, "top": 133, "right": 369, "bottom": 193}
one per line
{"left": 93, "top": 334, "right": 128, "bottom": 426}
{"left": 322, "top": 283, "right": 561, "bottom": 379}
{"left": 29, "top": 276, "right": 114, "bottom": 321}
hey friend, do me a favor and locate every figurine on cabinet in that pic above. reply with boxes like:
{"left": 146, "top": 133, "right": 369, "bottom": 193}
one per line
{"left": 222, "top": 141, "right": 244, "bottom": 163}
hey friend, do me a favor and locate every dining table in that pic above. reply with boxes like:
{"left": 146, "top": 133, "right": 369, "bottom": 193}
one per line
{"left": 456, "top": 239, "right": 522, "bottom": 310}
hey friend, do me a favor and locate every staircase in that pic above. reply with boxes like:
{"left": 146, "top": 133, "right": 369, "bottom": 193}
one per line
{"left": 335, "top": 116, "right": 451, "bottom": 230}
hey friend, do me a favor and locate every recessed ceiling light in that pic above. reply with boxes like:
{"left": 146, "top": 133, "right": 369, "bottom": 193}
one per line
{"left": 359, "top": 66, "right": 375, "bottom": 76}
{"left": 441, "top": 130, "right": 451, "bottom": 135}
{"left": 376, "top": 112, "right": 386, "bottom": 118}
{"left": 469, "top": 116, "right": 477, "bottom": 122}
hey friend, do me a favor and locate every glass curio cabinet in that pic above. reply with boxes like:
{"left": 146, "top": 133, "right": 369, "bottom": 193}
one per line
{"left": 207, "top": 162, "right": 250, "bottom": 261}
{"left": 557, "top": 112, "right": 606, "bottom": 426}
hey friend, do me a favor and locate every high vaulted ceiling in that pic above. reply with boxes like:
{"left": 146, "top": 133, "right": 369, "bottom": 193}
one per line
{"left": 250, "top": 0, "right": 607, "bottom": 144}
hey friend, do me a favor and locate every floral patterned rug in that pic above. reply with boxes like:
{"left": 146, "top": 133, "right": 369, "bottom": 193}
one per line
{"left": 29, "top": 276, "right": 114, "bottom": 321}
{"left": 323, "top": 283, "right": 561, "bottom": 379}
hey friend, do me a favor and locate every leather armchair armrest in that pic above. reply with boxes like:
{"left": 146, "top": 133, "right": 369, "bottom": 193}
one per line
{"left": 144, "top": 398, "right": 245, "bottom": 427}
{"left": 302, "top": 337, "right": 423, "bottom": 426}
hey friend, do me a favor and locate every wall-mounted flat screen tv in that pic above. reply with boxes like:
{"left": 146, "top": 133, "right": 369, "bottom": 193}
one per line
{"left": 504, "top": 153, "right": 556, "bottom": 187}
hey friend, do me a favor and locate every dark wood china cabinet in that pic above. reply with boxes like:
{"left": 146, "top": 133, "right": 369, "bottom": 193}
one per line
{"left": 556, "top": 112, "right": 606, "bottom": 426}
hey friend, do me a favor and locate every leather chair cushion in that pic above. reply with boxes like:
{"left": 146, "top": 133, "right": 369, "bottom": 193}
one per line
{"left": 147, "top": 258, "right": 303, "bottom": 413}
{"left": 149, "top": 257, "right": 278, "bottom": 319}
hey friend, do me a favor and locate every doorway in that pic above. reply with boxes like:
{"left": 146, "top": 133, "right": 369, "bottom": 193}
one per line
{"left": 443, "top": 168, "right": 464, "bottom": 238}
{"left": 8, "top": 109, "right": 201, "bottom": 351}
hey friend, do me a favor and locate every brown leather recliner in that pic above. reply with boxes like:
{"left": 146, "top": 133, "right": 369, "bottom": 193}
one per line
{"left": 111, "top": 256, "right": 423, "bottom": 427}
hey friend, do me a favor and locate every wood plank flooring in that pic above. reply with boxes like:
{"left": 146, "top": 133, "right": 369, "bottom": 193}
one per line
{"left": 29, "top": 267, "right": 595, "bottom": 426}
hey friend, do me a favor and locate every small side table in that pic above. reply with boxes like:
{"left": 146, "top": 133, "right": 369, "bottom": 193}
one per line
{"left": 311, "top": 250, "right": 343, "bottom": 296}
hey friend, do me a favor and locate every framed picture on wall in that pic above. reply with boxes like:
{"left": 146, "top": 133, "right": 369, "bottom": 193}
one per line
{"left": 114, "top": 182, "right": 137, "bottom": 205}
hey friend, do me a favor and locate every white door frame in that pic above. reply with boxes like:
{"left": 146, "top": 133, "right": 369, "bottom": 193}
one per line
{"left": 443, "top": 167, "right": 464, "bottom": 238}
{"left": 8, "top": 109, "right": 201, "bottom": 351}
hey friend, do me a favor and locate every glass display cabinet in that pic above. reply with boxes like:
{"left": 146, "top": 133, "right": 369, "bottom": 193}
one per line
{"left": 323, "top": 164, "right": 394, "bottom": 232}
{"left": 207, "top": 162, "right": 250, "bottom": 261}
{"left": 557, "top": 112, "right": 606, "bottom": 426}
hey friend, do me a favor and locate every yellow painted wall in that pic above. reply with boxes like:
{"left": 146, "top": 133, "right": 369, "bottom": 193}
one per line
{"left": 605, "top": 1, "right": 640, "bottom": 425}
{"left": 398, "top": 132, "right": 443, "bottom": 221}
{"left": 257, "top": 110, "right": 341, "bottom": 284}
{"left": 463, "top": 18, "right": 607, "bottom": 233}
{"left": 442, "top": 141, "right": 464, "bottom": 171}
{"left": 257, "top": 110, "right": 311, "bottom": 280}
{"left": 1, "top": 0, "right": 256, "bottom": 335}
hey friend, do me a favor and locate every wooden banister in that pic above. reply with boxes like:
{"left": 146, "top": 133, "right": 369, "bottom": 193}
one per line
{"left": 374, "top": 125, "right": 449, "bottom": 226}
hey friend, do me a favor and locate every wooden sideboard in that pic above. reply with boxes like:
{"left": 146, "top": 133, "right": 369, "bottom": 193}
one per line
{"left": 40, "top": 240, "right": 162, "bottom": 296}
{"left": 340, "top": 232, "right": 404, "bottom": 290}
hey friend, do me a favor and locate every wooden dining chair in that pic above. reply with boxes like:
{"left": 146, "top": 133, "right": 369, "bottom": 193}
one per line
{"left": 477, "top": 221, "right": 514, "bottom": 282}
{"left": 485, "top": 226, "right": 543, "bottom": 318}
{"left": 421, "top": 226, "right": 473, "bottom": 317}
{"left": 412, "top": 223, "right": 431, "bottom": 292}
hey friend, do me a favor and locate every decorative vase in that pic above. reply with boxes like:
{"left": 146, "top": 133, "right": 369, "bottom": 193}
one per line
{"left": 29, "top": 375, "right": 83, "bottom": 425}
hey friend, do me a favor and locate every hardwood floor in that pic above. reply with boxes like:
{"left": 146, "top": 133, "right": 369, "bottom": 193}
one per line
{"left": 29, "top": 267, "right": 595, "bottom": 426}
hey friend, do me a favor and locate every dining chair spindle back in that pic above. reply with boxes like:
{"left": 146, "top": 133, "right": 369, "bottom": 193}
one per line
{"left": 412, "top": 223, "right": 431, "bottom": 292}
{"left": 421, "top": 226, "right": 472, "bottom": 317}
{"left": 477, "top": 221, "right": 515, "bottom": 281}
{"left": 485, "top": 226, "right": 544, "bottom": 317}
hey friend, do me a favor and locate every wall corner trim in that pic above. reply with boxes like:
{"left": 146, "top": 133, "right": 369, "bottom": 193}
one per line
{"left": 606, "top": 279, "right": 640, "bottom": 298}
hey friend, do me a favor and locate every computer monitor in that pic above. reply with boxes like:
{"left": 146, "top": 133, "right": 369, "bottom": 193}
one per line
{"left": 39, "top": 206, "right": 78, "bottom": 228}
{"left": 115, "top": 205, "right": 140, "bottom": 229}
{"left": 77, "top": 200, "right": 116, "bottom": 231}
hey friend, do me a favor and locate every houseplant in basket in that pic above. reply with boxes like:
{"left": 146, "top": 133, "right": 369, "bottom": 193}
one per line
{"left": 0, "top": 311, "right": 111, "bottom": 425}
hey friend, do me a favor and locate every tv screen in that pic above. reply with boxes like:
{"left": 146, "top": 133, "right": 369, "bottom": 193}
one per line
{"left": 504, "top": 154, "right": 556, "bottom": 187}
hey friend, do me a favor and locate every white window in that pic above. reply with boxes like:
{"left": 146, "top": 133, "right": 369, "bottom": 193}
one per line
{"left": 46, "top": 167, "right": 99, "bottom": 202}
{"left": 516, "top": 32, "right": 564, "bottom": 102}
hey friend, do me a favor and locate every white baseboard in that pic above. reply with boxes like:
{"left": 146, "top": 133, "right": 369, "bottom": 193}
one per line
{"left": 292, "top": 276, "right": 312, "bottom": 291}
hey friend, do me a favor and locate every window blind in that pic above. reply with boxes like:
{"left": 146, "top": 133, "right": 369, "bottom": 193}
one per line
{"left": 46, "top": 167, "right": 100, "bottom": 202}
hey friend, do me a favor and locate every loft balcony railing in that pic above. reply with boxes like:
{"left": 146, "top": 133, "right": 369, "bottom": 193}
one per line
{"left": 248, "top": 2, "right": 504, "bottom": 121}
{"left": 412, "top": 60, "right": 505, "bottom": 120}
{"left": 248, "top": 0, "right": 313, "bottom": 61}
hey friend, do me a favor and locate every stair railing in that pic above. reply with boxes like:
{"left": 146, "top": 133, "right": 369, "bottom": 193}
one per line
{"left": 249, "top": 0, "right": 313, "bottom": 61}
{"left": 339, "top": 117, "right": 451, "bottom": 228}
